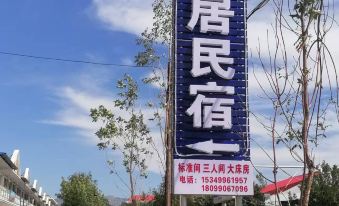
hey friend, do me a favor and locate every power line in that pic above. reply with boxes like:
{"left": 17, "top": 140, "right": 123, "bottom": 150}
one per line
{"left": 247, "top": 0, "right": 271, "bottom": 19}
{"left": 0, "top": 51, "right": 152, "bottom": 68}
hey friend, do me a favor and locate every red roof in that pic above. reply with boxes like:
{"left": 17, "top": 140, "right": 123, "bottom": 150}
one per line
{"left": 260, "top": 175, "right": 305, "bottom": 195}
{"left": 127, "top": 194, "right": 155, "bottom": 203}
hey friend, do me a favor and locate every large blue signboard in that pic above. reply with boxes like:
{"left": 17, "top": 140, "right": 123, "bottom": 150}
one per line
{"left": 174, "top": 0, "right": 253, "bottom": 195}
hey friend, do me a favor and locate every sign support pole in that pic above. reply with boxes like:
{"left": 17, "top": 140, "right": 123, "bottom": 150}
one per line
{"left": 180, "top": 195, "right": 187, "bottom": 206}
{"left": 173, "top": 0, "right": 253, "bottom": 200}
{"left": 165, "top": 62, "right": 174, "bottom": 206}
{"left": 235, "top": 196, "right": 243, "bottom": 206}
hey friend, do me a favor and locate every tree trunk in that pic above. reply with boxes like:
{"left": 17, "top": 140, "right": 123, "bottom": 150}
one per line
{"left": 300, "top": 4, "right": 314, "bottom": 205}
{"left": 302, "top": 169, "right": 315, "bottom": 205}
{"left": 272, "top": 109, "right": 282, "bottom": 206}
{"left": 129, "top": 151, "right": 137, "bottom": 206}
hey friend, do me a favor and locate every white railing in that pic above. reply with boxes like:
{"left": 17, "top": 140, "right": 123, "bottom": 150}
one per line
{"left": 0, "top": 186, "right": 45, "bottom": 206}
{"left": 0, "top": 185, "right": 17, "bottom": 206}
{"left": 0, "top": 185, "right": 27, "bottom": 206}
{"left": 0, "top": 186, "right": 10, "bottom": 202}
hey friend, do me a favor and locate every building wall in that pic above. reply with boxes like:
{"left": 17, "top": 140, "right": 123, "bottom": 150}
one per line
{"left": 0, "top": 151, "right": 58, "bottom": 206}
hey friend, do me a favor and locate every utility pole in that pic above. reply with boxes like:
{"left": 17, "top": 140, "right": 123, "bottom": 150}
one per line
{"left": 165, "top": 1, "right": 176, "bottom": 205}
{"left": 165, "top": 69, "right": 173, "bottom": 206}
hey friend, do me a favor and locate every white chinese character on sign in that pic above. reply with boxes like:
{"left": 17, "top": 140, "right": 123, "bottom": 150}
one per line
{"left": 190, "top": 82, "right": 234, "bottom": 95}
{"left": 187, "top": 0, "right": 234, "bottom": 35}
{"left": 192, "top": 38, "right": 235, "bottom": 79}
{"left": 186, "top": 82, "right": 234, "bottom": 129}
{"left": 186, "top": 94, "right": 234, "bottom": 129}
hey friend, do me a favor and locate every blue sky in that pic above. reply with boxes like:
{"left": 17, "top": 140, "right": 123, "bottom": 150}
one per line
{"left": 1, "top": 0, "right": 339, "bottom": 199}
{"left": 0, "top": 0, "right": 162, "bottom": 198}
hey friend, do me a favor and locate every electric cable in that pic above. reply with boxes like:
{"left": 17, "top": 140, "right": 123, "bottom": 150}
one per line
{"left": 0, "top": 51, "right": 152, "bottom": 68}
{"left": 247, "top": 0, "right": 271, "bottom": 19}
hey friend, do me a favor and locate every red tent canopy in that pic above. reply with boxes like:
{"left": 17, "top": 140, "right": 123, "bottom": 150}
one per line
{"left": 260, "top": 175, "right": 305, "bottom": 195}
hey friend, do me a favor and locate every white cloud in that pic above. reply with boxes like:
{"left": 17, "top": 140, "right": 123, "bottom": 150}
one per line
{"left": 144, "top": 69, "right": 167, "bottom": 89}
{"left": 59, "top": 87, "right": 112, "bottom": 112}
{"left": 45, "top": 84, "right": 339, "bottom": 176}
{"left": 250, "top": 104, "right": 339, "bottom": 171}
{"left": 251, "top": 132, "right": 339, "bottom": 176}
{"left": 43, "top": 84, "right": 166, "bottom": 175}
{"left": 121, "top": 57, "right": 134, "bottom": 66}
{"left": 91, "top": 0, "right": 153, "bottom": 35}
{"left": 247, "top": 2, "right": 339, "bottom": 172}
{"left": 252, "top": 145, "right": 303, "bottom": 167}
{"left": 315, "top": 134, "right": 339, "bottom": 166}
{"left": 247, "top": 2, "right": 339, "bottom": 93}
{"left": 145, "top": 131, "right": 166, "bottom": 174}
{"left": 41, "top": 87, "right": 113, "bottom": 143}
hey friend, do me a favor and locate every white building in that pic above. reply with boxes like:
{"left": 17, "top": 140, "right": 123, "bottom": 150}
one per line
{"left": 0, "top": 150, "right": 58, "bottom": 206}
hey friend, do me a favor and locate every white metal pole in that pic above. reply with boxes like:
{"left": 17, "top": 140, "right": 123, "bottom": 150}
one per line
{"left": 235, "top": 196, "right": 243, "bottom": 206}
{"left": 180, "top": 195, "right": 187, "bottom": 206}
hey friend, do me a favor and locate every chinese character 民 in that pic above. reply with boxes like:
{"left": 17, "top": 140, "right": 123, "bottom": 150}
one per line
{"left": 192, "top": 38, "right": 235, "bottom": 79}
{"left": 187, "top": 0, "right": 234, "bottom": 35}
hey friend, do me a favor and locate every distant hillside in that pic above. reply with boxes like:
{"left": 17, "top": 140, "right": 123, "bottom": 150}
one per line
{"left": 106, "top": 195, "right": 128, "bottom": 206}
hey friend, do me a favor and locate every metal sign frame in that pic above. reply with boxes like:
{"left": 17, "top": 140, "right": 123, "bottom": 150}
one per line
{"left": 173, "top": 0, "right": 253, "bottom": 196}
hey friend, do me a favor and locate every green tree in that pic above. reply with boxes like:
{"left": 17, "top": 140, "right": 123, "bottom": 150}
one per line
{"left": 142, "top": 180, "right": 179, "bottom": 206}
{"left": 242, "top": 175, "right": 266, "bottom": 206}
{"left": 309, "top": 162, "right": 339, "bottom": 206}
{"left": 142, "top": 180, "right": 214, "bottom": 206}
{"left": 251, "top": 0, "right": 337, "bottom": 205}
{"left": 189, "top": 196, "right": 214, "bottom": 206}
{"left": 57, "top": 173, "right": 108, "bottom": 206}
{"left": 135, "top": 1, "right": 173, "bottom": 205}
{"left": 91, "top": 74, "right": 152, "bottom": 206}
{"left": 135, "top": 0, "right": 173, "bottom": 178}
